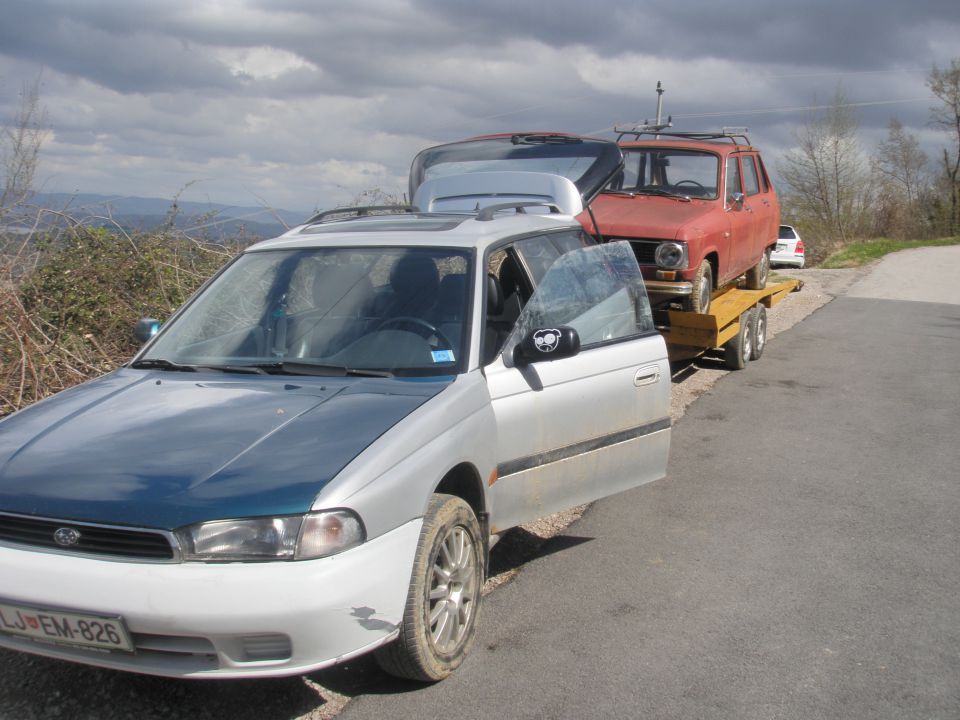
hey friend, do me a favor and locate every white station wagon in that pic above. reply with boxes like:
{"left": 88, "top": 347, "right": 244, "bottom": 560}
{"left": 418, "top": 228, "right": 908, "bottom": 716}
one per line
{"left": 0, "top": 135, "right": 671, "bottom": 681}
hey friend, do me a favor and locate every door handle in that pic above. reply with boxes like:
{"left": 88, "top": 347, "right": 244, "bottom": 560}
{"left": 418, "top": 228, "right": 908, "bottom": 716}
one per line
{"left": 634, "top": 366, "right": 661, "bottom": 387}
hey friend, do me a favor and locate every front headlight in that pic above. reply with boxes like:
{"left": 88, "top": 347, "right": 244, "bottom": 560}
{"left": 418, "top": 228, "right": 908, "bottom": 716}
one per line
{"left": 654, "top": 241, "right": 688, "bottom": 269}
{"left": 177, "top": 510, "right": 365, "bottom": 562}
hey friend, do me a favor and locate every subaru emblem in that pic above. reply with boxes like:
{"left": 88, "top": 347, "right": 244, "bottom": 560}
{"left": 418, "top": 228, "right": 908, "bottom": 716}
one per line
{"left": 54, "top": 527, "right": 81, "bottom": 546}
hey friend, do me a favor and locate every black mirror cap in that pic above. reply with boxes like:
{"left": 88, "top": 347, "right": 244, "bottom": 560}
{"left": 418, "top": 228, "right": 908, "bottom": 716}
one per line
{"left": 514, "top": 326, "right": 581, "bottom": 365}
{"left": 135, "top": 317, "right": 161, "bottom": 343}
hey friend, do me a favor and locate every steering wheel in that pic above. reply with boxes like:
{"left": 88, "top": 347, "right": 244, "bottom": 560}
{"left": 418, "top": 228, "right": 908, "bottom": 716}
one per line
{"left": 674, "top": 180, "right": 705, "bottom": 189}
{"left": 377, "top": 316, "right": 454, "bottom": 349}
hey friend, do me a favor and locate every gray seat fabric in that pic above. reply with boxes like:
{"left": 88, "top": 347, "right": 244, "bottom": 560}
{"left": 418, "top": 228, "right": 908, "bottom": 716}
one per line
{"left": 385, "top": 254, "right": 440, "bottom": 319}
{"left": 289, "top": 262, "right": 373, "bottom": 358}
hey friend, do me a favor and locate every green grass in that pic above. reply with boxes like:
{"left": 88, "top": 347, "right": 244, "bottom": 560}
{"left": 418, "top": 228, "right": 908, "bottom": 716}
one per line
{"left": 820, "top": 236, "right": 960, "bottom": 268}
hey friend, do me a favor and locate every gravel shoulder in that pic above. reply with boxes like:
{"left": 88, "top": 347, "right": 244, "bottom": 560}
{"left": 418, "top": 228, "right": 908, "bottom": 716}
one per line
{"left": 0, "top": 266, "right": 863, "bottom": 720}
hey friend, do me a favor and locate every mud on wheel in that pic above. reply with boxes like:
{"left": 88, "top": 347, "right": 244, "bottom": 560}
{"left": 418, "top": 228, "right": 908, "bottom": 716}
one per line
{"left": 375, "top": 493, "right": 484, "bottom": 682}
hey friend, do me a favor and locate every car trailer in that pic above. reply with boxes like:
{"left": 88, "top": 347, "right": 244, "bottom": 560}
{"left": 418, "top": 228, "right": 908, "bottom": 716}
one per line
{"left": 659, "top": 279, "right": 803, "bottom": 369}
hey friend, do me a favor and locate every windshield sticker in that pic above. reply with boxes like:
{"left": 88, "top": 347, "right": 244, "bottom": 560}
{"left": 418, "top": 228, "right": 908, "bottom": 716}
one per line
{"left": 431, "top": 350, "right": 455, "bottom": 363}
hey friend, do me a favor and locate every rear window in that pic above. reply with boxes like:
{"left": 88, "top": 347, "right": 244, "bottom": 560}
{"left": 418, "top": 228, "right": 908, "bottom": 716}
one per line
{"left": 778, "top": 226, "right": 797, "bottom": 240}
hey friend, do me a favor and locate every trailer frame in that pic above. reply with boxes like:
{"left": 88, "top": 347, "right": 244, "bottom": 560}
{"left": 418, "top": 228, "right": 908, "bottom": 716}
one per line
{"left": 660, "top": 279, "right": 803, "bottom": 366}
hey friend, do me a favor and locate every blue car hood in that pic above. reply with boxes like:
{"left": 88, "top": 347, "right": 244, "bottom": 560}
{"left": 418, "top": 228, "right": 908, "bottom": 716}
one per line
{"left": 0, "top": 369, "right": 450, "bottom": 529}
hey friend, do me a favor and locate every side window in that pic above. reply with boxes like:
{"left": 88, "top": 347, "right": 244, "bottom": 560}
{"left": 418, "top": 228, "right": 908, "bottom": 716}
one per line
{"left": 484, "top": 230, "right": 599, "bottom": 364}
{"left": 507, "top": 241, "right": 653, "bottom": 353}
{"left": 514, "top": 230, "right": 592, "bottom": 286}
{"left": 725, "top": 157, "right": 742, "bottom": 202}
{"left": 742, "top": 156, "right": 761, "bottom": 196}
{"left": 757, "top": 155, "right": 772, "bottom": 193}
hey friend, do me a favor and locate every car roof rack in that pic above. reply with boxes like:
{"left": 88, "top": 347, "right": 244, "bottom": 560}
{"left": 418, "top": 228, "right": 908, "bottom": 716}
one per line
{"left": 475, "top": 201, "right": 562, "bottom": 221}
{"left": 613, "top": 127, "right": 752, "bottom": 146}
{"left": 305, "top": 205, "right": 419, "bottom": 225}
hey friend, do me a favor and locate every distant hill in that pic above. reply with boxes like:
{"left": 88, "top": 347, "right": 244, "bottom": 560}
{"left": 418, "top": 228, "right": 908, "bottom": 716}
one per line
{"left": 19, "top": 193, "right": 311, "bottom": 239}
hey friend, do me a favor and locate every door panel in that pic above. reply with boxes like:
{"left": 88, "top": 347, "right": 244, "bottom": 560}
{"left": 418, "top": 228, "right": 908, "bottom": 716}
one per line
{"left": 486, "top": 338, "right": 670, "bottom": 532}
{"left": 724, "top": 156, "right": 755, "bottom": 282}
{"left": 484, "top": 242, "right": 671, "bottom": 532}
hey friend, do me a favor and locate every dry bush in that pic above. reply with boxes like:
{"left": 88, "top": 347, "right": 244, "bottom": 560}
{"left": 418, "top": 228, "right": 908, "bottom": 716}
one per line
{"left": 1, "top": 217, "right": 238, "bottom": 417}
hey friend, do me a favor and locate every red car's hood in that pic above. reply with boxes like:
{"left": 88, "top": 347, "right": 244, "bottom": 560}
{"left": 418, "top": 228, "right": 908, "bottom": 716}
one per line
{"left": 586, "top": 194, "right": 719, "bottom": 240}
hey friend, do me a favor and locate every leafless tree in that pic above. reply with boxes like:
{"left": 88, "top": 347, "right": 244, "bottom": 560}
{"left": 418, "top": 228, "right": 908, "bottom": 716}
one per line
{"left": 1, "top": 76, "right": 48, "bottom": 212}
{"left": 874, "top": 118, "right": 929, "bottom": 205}
{"left": 871, "top": 118, "right": 930, "bottom": 238}
{"left": 928, "top": 59, "right": 960, "bottom": 236}
{"left": 778, "top": 88, "right": 871, "bottom": 247}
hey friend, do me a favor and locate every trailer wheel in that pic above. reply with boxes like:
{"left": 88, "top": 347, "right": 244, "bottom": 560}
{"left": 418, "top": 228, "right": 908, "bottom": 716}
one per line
{"left": 745, "top": 248, "right": 771, "bottom": 290}
{"left": 723, "top": 310, "right": 752, "bottom": 370}
{"left": 374, "top": 494, "right": 483, "bottom": 682}
{"left": 749, "top": 304, "right": 767, "bottom": 360}
{"left": 685, "top": 260, "right": 713, "bottom": 314}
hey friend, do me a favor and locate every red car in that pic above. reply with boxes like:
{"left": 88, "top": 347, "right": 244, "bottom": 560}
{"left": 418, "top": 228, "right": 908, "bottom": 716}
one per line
{"left": 586, "top": 131, "right": 780, "bottom": 313}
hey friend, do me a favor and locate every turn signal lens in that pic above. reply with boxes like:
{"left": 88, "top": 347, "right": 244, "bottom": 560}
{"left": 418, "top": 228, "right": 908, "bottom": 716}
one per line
{"left": 296, "top": 511, "right": 365, "bottom": 560}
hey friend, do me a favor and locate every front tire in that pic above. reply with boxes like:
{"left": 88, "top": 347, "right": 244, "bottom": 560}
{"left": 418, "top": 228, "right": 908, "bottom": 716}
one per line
{"left": 745, "top": 248, "right": 771, "bottom": 290}
{"left": 375, "top": 494, "right": 483, "bottom": 682}
{"left": 684, "top": 259, "right": 713, "bottom": 314}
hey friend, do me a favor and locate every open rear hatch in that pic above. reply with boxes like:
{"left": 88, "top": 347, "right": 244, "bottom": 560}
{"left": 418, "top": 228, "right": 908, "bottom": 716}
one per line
{"left": 409, "top": 133, "right": 623, "bottom": 216}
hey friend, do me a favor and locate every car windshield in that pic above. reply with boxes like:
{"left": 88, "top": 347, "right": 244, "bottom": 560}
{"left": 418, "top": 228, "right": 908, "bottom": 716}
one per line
{"left": 610, "top": 148, "right": 720, "bottom": 199}
{"left": 139, "top": 247, "right": 472, "bottom": 377}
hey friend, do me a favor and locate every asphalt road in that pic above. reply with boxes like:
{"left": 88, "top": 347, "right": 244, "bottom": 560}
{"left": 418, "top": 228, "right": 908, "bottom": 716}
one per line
{"left": 341, "top": 246, "right": 960, "bottom": 719}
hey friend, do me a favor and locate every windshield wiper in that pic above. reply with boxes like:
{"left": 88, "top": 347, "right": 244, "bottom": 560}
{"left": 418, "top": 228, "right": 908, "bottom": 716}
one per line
{"left": 636, "top": 187, "right": 692, "bottom": 201}
{"left": 251, "top": 362, "right": 394, "bottom": 378}
{"left": 130, "top": 358, "right": 198, "bottom": 372}
{"left": 510, "top": 133, "right": 583, "bottom": 145}
{"left": 194, "top": 364, "right": 269, "bottom": 375}
{"left": 601, "top": 189, "right": 637, "bottom": 197}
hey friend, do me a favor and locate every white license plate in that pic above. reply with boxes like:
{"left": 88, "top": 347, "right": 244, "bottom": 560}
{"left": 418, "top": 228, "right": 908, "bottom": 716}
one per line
{"left": 0, "top": 600, "right": 133, "bottom": 652}
{"left": 776, "top": 243, "right": 788, "bottom": 251}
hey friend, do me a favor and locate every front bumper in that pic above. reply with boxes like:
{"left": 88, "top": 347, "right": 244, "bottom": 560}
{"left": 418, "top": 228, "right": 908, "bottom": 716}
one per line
{"left": 0, "top": 518, "right": 422, "bottom": 678}
{"left": 642, "top": 279, "right": 694, "bottom": 296}
{"left": 771, "top": 253, "right": 805, "bottom": 268}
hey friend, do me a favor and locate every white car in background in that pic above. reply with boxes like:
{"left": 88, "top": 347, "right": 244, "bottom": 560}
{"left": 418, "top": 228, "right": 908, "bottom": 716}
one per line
{"left": 771, "top": 224, "right": 805, "bottom": 268}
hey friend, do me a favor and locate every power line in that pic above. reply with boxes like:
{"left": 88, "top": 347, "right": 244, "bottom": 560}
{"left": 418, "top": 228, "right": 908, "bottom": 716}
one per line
{"left": 585, "top": 97, "right": 933, "bottom": 135}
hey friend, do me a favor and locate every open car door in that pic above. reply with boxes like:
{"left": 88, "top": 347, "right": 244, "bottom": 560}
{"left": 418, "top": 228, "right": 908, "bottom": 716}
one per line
{"left": 483, "top": 241, "right": 671, "bottom": 532}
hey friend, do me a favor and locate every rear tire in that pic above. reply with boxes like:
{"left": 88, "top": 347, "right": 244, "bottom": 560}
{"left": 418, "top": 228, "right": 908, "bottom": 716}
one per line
{"left": 375, "top": 494, "right": 483, "bottom": 682}
{"left": 749, "top": 304, "right": 767, "bottom": 360}
{"left": 684, "top": 260, "right": 713, "bottom": 314}
{"left": 723, "top": 311, "right": 752, "bottom": 370}
{"left": 745, "top": 248, "right": 771, "bottom": 290}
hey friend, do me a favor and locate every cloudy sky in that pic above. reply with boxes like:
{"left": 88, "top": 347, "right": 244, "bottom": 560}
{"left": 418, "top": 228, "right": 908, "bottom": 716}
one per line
{"left": 1, "top": 0, "right": 958, "bottom": 214}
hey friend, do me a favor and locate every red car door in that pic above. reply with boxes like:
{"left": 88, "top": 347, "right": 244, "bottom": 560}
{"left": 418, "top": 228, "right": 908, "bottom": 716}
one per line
{"left": 723, "top": 155, "right": 754, "bottom": 284}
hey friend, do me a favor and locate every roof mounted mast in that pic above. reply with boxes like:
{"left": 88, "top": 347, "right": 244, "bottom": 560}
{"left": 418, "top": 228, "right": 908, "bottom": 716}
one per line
{"left": 612, "top": 82, "right": 673, "bottom": 141}
{"left": 654, "top": 81, "right": 665, "bottom": 139}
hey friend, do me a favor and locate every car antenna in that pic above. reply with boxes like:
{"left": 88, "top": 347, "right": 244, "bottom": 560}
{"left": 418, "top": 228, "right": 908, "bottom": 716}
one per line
{"left": 613, "top": 81, "right": 673, "bottom": 141}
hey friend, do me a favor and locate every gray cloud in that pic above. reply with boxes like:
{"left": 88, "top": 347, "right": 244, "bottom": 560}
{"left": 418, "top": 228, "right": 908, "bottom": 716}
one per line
{"left": 0, "top": 0, "right": 956, "bottom": 210}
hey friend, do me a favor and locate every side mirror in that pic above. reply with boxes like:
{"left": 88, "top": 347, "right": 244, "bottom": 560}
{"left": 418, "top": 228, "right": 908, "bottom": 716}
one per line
{"left": 134, "top": 317, "right": 161, "bottom": 343}
{"left": 513, "top": 326, "right": 580, "bottom": 365}
{"left": 728, "top": 191, "right": 745, "bottom": 211}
